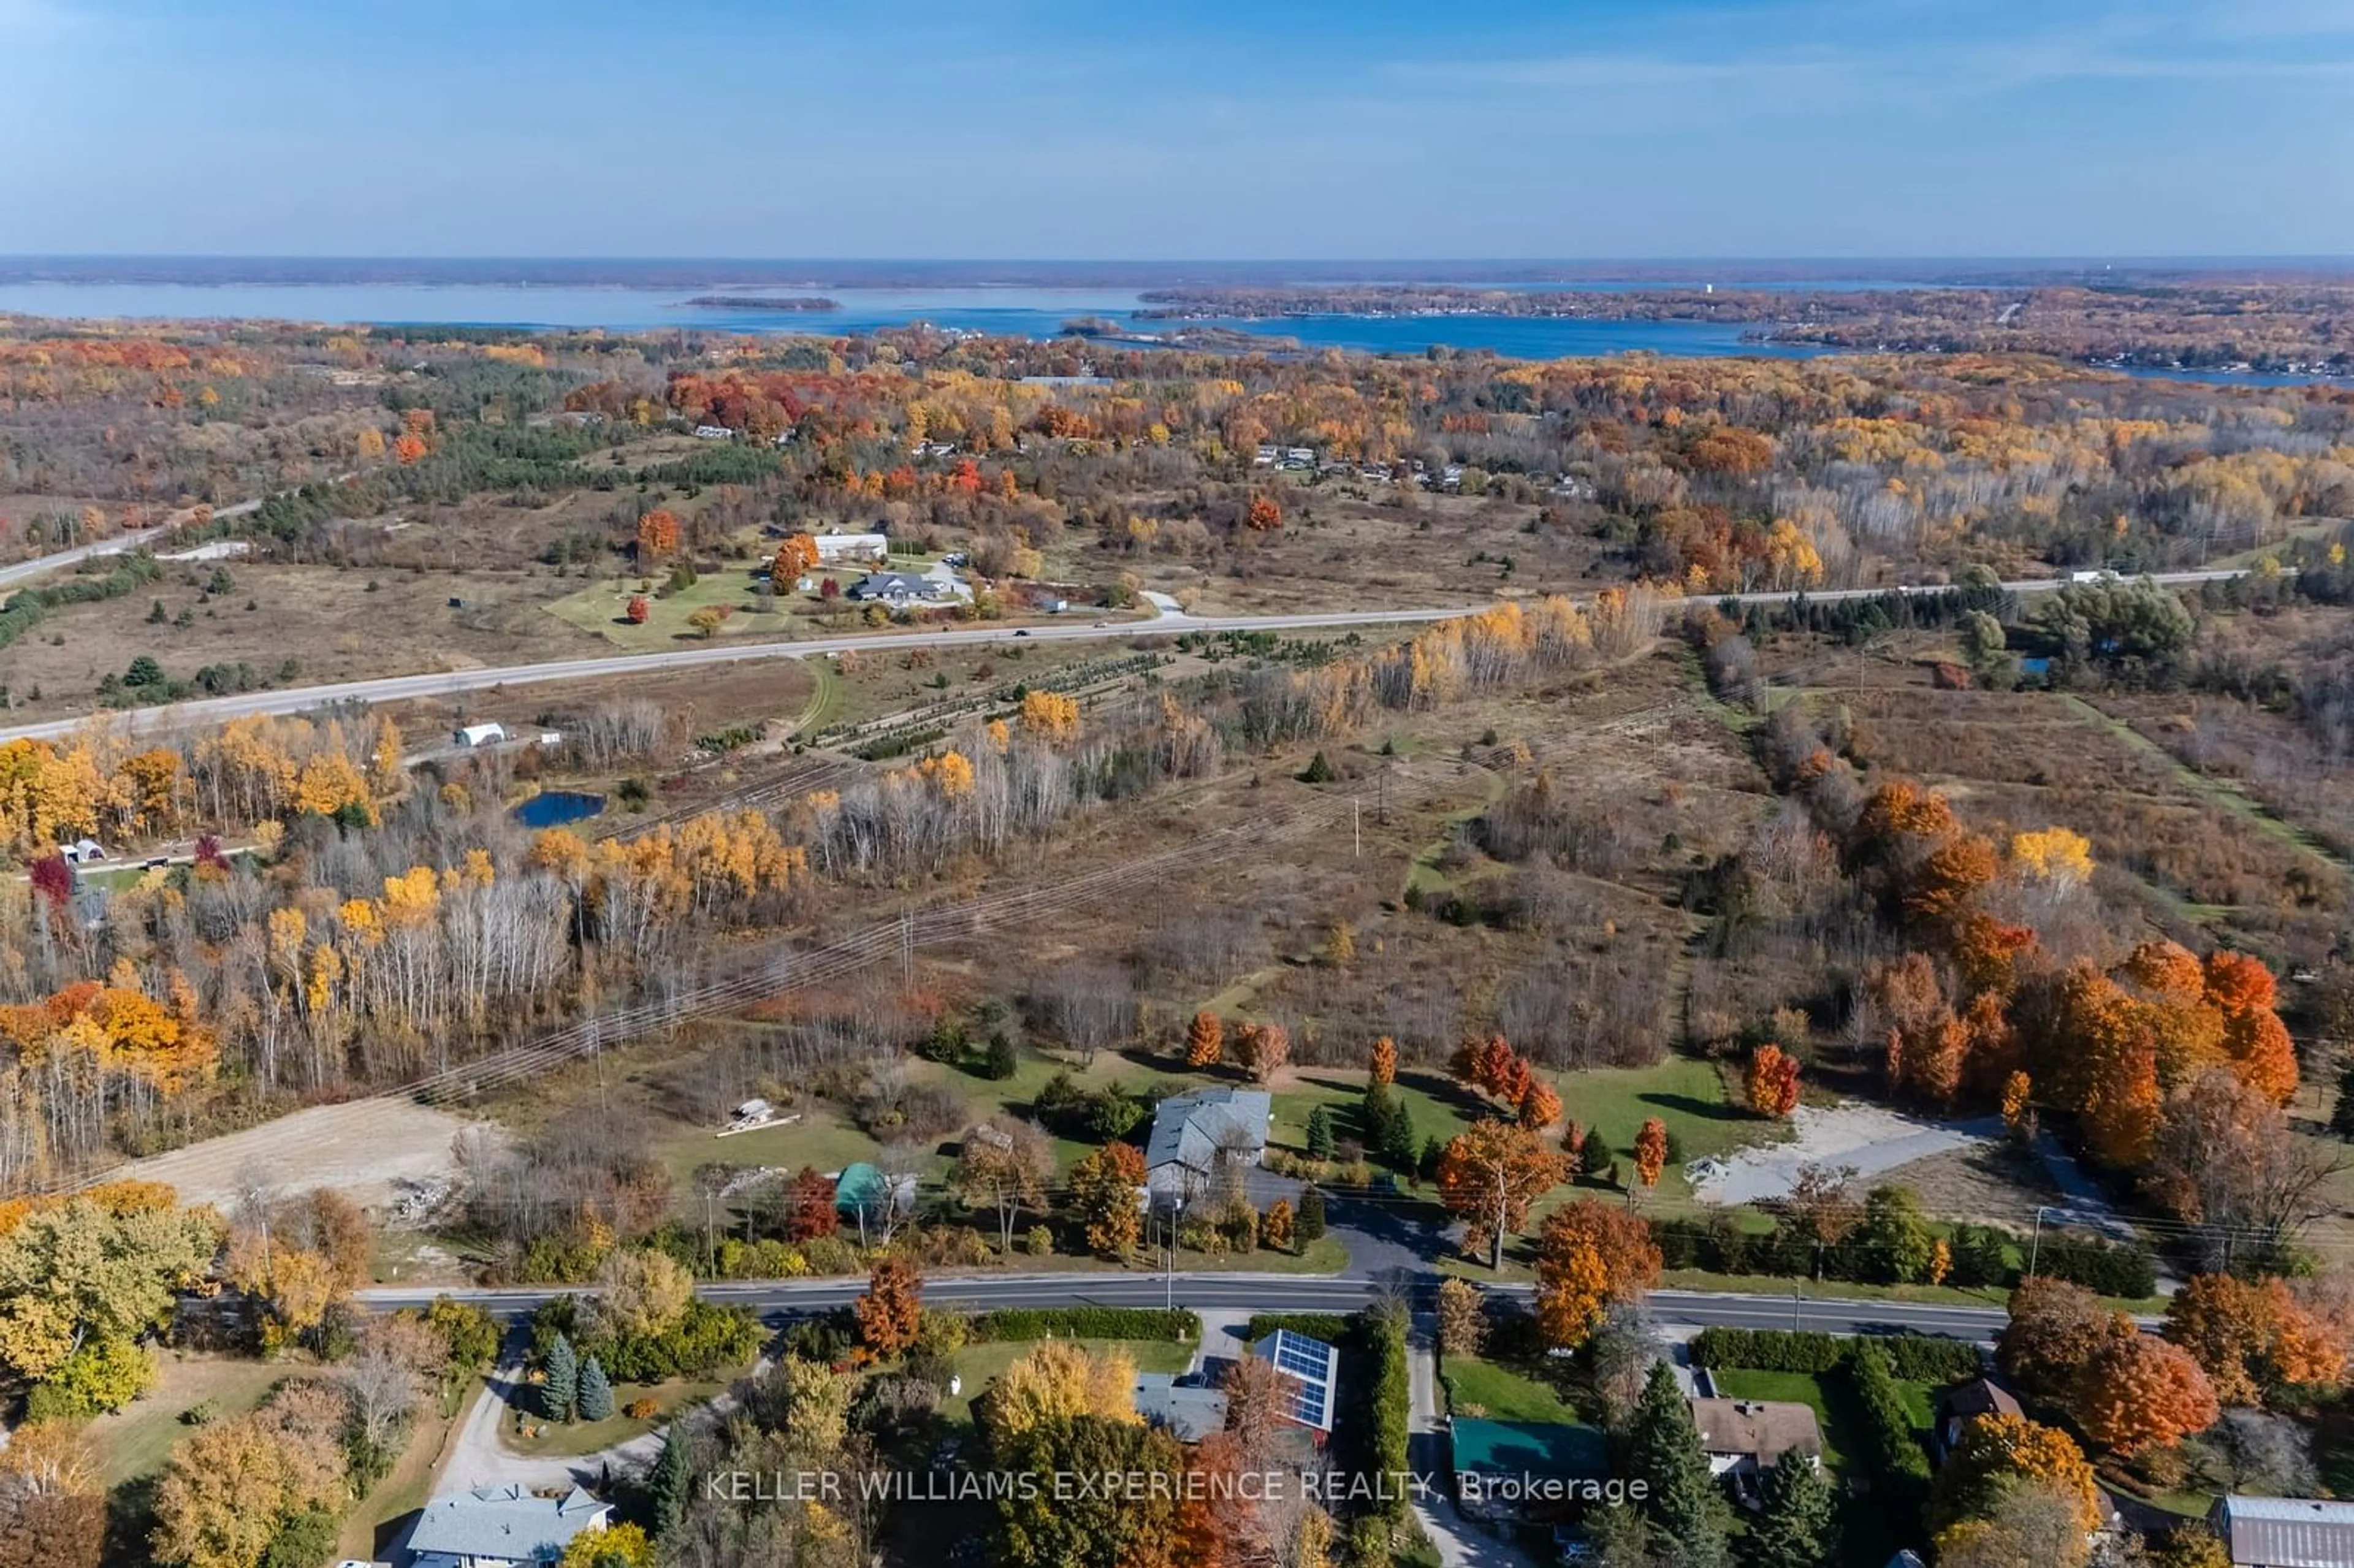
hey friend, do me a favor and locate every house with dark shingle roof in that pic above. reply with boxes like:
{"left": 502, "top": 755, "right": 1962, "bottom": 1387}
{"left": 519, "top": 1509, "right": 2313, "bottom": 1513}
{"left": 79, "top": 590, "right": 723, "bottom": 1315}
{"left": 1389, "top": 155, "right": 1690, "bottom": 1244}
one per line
{"left": 1934, "top": 1377, "right": 2022, "bottom": 1463}
{"left": 406, "top": 1483, "right": 611, "bottom": 1567}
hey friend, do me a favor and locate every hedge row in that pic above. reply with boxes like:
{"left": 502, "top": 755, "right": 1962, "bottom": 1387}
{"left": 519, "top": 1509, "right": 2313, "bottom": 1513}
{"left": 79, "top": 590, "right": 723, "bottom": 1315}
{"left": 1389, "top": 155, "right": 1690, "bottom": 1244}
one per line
{"left": 1364, "top": 1311, "right": 1411, "bottom": 1524}
{"left": 1691, "top": 1327, "right": 1981, "bottom": 1385}
{"left": 1244, "top": 1313, "right": 1352, "bottom": 1346}
{"left": 2036, "top": 1235, "right": 2158, "bottom": 1300}
{"left": 969, "top": 1307, "right": 1195, "bottom": 1344}
{"left": 1845, "top": 1340, "right": 1932, "bottom": 1484}
{"left": 1654, "top": 1216, "right": 2013, "bottom": 1289}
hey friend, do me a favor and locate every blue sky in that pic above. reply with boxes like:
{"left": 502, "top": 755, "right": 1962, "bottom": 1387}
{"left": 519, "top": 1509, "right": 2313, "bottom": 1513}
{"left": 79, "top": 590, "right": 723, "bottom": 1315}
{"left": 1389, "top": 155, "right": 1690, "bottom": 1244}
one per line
{"left": 2, "top": 0, "right": 2350, "bottom": 258}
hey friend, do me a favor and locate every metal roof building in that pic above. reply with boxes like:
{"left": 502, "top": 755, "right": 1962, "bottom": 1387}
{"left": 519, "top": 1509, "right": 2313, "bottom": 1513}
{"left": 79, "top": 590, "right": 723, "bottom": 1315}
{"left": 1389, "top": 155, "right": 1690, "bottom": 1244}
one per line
{"left": 2210, "top": 1494, "right": 2354, "bottom": 1567}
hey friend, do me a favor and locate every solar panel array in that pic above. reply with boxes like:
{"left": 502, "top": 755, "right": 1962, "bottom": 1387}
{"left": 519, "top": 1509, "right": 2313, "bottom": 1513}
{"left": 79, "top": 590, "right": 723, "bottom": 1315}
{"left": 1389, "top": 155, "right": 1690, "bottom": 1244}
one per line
{"left": 1259, "top": 1330, "right": 1338, "bottom": 1431}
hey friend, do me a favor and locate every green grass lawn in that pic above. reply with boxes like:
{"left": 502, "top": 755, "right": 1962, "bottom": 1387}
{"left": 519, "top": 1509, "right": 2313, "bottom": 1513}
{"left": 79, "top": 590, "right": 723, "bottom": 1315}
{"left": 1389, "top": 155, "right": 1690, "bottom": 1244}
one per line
{"left": 943, "top": 1338, "right": 1194, "bottom": 1424}
{"left": 648, "top": 1103, "right": 882, "bottom": 1196}
{"left": 1271, "top": 1067, "right": 1478, "bottom": 1161}
{"left": 88, "top": 1355, "right": 291, "bottom": 1487}
{"left": 1441, "top": 1357, "right": 1583, "bottom": 1425}
{"left": 501, "top": 1376, "right": 726, "bottom": 1459}
{"left": 544, "top": 566, "right": 791, "bottom": 651}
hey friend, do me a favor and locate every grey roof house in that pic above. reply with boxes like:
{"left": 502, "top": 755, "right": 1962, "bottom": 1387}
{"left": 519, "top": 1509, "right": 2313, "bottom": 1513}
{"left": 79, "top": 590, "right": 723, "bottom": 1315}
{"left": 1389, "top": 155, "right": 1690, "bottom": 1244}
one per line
{"left": 1144, "top": 1087, "right": 1271, "bottom": 1200}
{"left": 2209, "top": 1494, "right": 2354, "bottom": 1568}
{"left": 407, "top": 1483, "right": 611, "bottom": 1568}
{"left": 1132, "top": 1371, "right": 1230, "bottom": 1443}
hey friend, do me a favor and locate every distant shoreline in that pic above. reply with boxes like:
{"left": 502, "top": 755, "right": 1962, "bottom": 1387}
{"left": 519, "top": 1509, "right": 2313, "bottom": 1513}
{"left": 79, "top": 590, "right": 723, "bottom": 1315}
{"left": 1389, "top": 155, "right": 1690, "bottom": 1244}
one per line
{"left": 682, "top": 295, "right": 840, "bottom": 311}
{"left": 5, "top": 256, "right": 2354, "bottom": 291}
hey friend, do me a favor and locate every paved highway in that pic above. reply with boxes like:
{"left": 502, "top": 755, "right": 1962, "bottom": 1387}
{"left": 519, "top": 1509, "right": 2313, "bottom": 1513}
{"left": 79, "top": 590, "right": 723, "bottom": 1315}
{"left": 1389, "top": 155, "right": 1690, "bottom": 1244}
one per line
{"left": 0, "top": 568, "right": 2263, "bottom": 746}
{"left": 354, "top": 1271, "right": 2034, "bottom": 1341}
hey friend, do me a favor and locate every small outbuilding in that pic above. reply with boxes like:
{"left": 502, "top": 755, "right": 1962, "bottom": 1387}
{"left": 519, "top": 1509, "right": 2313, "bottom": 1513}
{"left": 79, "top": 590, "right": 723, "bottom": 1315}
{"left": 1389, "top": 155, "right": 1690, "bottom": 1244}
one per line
{"left": 454, "top": 722, "right": 507, "bottom": 748}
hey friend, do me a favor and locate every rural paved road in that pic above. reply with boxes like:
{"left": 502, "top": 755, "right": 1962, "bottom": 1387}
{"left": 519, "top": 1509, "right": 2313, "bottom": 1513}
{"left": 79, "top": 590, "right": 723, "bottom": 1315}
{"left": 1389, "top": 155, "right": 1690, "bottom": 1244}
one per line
{"left": 356, "top": 1271, "right": 2046, "bottom": 1341}
{"left": 0, "top": 567, "right": 2264, "bottom": 745}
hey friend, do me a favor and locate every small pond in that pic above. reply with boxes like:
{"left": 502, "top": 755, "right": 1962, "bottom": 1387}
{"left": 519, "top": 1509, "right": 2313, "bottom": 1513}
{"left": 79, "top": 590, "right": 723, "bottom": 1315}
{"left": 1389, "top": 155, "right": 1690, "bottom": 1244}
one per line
{"left": 511, "top": 790, "right": 606, "bottom": 829}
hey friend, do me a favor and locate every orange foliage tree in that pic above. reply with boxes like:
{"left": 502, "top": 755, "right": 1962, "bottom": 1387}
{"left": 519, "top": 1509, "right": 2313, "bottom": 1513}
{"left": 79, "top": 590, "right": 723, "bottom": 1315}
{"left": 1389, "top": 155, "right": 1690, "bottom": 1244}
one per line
{"left": 1245, "top": 495, "right": 1282, "bottom": 531}
{"left": 2165, "top": 1273, "right": 2350, "bottom": 1405}
{"left": 1534, "top": 1200, "right": 1661, "bottom": 1350}
{"left": 772, "top": 533, "right": 821, "bottom": 579}
{"left": 1185, "top": 1011, "right": 1224, "bottom": 1070}
{"left": 1368, "top": 1036, "right": 1396, "bottom": 1086}
{"left": 1631, "top": 1118, "right": 1668, "bottom": 1201}
{"left": 1928, "top": 1414, "right": 2101, "bottom": 1538}
{"left": 1745, "top": 1045, "right": 1801, "bottom": 1117}
{"left": 1517, "top": 1080, "right": 1563, "bottom": 1131}
{"left": 636, "top": 509, "right": 681, "bottom": 560}
{"left": 1436, "top": 1119, "right": 1567, "bottom": 1270}
{"left": 854, "top": 1255, "right": 923, "bottom": 1355}
{"left": 2072, "top": 1333, "right": 2218, "bottom": 1455}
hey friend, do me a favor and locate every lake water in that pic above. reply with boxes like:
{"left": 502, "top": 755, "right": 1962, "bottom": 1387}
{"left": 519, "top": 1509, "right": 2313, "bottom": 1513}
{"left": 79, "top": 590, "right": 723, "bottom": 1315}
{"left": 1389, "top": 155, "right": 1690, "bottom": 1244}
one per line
{"left": 511, "top": 790, "right": 604, "bottom": 829}
{"left": 0, "top": 280, "right": 1829, "bottom": 360}
{"left": 0, "top": 280, "right": 2339, "bottom": 380}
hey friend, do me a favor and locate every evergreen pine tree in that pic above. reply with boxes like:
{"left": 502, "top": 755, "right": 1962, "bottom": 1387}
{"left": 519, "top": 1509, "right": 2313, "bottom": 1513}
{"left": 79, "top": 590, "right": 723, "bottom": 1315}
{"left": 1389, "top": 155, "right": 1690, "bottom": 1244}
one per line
{"left": 1627, "top": 1361, "right": 1731, "bottom": 1568}
{"left": 983, "top": 1031, "right": 1019, "bottom": 1081}
{"left": 1746, "top": 1453, "right": 1837, "bottom": 1568}
{"left": 1305, "top": 1105, "right": 1336, "bottom": 1161}
{"left": 2333, "top": 1057, "right": 2354, "bottom": 1140}
{"left": 576, "top": 1355, "right": 615, "bottom": 1421}
{"left": 541, "top": 1334, "right": 578, "bottom": 1423}
{"left": 652, "top": 1429, "right": 692, "bottom": 1542}
{"left": 1297, "top": 1186, "right": 1327, "bottom": 1243}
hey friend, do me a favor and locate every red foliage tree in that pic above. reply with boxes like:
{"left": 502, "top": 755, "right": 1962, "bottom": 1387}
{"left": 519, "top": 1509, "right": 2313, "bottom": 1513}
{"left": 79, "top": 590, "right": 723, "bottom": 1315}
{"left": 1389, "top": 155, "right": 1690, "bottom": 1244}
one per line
{"left": 784, "top": 1166, "right": 839, "bottom": 1241}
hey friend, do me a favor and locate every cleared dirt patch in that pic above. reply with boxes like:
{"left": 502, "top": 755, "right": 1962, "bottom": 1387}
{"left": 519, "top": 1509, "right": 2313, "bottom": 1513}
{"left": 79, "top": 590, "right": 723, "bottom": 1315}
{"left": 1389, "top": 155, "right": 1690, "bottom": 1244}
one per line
{"left": 1689, "top": 1102, "right": 2002, "bottom": 1206}
{"left": 113, "top": 1099, "right": 499, "bottom": 1212}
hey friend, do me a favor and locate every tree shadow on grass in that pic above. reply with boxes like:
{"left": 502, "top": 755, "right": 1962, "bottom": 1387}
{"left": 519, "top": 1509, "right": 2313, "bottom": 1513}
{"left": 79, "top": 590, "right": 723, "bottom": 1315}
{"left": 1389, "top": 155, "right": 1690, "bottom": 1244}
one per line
{"left": 1637, "top": 1090, "right": 1747, "bottom": 1125}
{"left": 103, "top": 1474, "right": 159, "bottom": 1568}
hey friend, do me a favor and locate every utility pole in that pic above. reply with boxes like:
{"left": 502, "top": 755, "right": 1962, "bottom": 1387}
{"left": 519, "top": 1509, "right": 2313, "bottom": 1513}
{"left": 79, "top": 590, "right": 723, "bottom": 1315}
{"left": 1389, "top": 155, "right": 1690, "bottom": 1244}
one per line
{"left": 2028, "top": 1205, "right": 2048, "bottom": 1278}
{"left": 1353, "top": 797, "right": 1362, "bottom": 859}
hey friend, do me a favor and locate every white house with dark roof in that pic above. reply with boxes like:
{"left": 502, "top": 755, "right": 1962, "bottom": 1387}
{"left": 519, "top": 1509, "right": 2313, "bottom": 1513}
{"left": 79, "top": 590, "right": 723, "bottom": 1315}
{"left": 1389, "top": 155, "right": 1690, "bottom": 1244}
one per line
{"left": 1143, "top": 1087, "right": 1271, "bottom": 1201}
{"left": 406, "top": 1483, "right": 611, "bottom": 1568}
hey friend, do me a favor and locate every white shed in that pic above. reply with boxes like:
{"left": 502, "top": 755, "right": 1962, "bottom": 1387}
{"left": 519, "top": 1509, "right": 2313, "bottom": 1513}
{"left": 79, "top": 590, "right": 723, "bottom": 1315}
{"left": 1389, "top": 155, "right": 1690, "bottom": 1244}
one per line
{"left": 453, "top": 722, "right": 506, "bottom": 748}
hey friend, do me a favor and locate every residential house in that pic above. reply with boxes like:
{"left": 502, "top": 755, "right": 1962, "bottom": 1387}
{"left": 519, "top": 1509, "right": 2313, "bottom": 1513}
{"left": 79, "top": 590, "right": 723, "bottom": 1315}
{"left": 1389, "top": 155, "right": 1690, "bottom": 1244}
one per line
{"left": 847, "top": 565, "right": 970, "bottom": 607}
{"left": 2209, "top": 1494, "right": 2354, "bottom": 1567}
{"left": 1143, "top": 1087, "right": 1271, "bottom": 1202}
{"left": 1687, "top": 1398, "right": 1822, "bottom": 1502}
{"left": 1933, "top": 1377, "right": 2021, "bottom": 1463}
{"left": 1131, "top": 1372, "right": 1228, "bottom": 1443}
{"left": 406, "top": 1483, "right": 611, "bottom": 1568}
